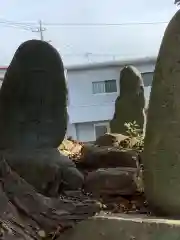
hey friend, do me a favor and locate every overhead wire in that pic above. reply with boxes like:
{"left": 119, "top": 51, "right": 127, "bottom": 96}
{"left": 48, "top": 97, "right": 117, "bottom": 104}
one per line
{"left": 0, "top": 18, "right": 166, "bottom": 59}
{"left": 0, "top": 18, "right": 168, "bottom": 27}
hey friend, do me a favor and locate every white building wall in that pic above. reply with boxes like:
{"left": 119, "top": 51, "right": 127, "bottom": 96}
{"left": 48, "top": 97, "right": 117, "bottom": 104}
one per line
{"left": 0, "top": 69, "right": 5, "bottom": 79}
{"left": 0, "top": 69, "right": 6, "bottom": 87}
{"left": 67, "top": 62, "right": 155, "bottom": 124}
{"left": 66, "top": 122, "right": 77, "bottom": 139}
{"left": 76, "top": 122, "right": 95, "bottom": 142}
{"left": 66, "top": 60, "right": 155, "bottom": 142}
{"left": 76, "top": 121, "right": 110, "bottom": 142}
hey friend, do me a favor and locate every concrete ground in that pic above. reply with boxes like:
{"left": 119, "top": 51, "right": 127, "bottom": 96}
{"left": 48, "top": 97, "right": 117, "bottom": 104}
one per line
{"left": 58, "top": 213, "right": 180, "bottom": 240}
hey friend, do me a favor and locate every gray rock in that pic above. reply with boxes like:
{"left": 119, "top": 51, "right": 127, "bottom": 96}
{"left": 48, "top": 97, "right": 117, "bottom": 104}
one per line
{"left": 143, "top": 10, "right": 180, "bottom": 216}
{"left": 1, "top": 148, "right": 84, "bottom": 197}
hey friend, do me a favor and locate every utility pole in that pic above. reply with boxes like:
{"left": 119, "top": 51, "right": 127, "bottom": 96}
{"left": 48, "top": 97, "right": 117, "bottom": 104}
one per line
{"left": 39, "top": 20, "right": 44, "bottom": 41}
{"left": 32, "top": 20, "right": 46, "bottom": 41}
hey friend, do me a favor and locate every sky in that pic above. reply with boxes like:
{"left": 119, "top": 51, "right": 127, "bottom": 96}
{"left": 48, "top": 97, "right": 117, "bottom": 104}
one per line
{"left": 0, "top": 0, "right": 178, "bottom": 66}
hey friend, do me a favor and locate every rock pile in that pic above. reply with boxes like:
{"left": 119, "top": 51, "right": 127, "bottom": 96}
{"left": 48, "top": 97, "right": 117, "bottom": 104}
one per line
{"left": 60, "top": 134, "right": 148, "bottom": 214}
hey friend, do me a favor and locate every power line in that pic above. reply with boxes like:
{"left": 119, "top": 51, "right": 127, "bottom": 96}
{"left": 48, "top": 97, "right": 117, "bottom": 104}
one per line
{"left": 0, "top": 19, "right": 168, "bottom": 27}
{"left": 42, "top": 21, "right": 168, "bottom": 26}
{"left": 0, "top": 19, "right": 46, "bottom": 40}
{"left": 0, "top": 20, "right": 33, "bottom": 30}
{"left": 0, "top": 18, "right": 34, "bottom": 27}
{"left": 0, "top": 18, "right": 167, "bottom": 42}
{"left": 0, "top": 23, "right": 31, "bottom": 30}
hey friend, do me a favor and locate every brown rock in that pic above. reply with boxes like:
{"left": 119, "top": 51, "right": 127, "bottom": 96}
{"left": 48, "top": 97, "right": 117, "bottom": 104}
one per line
{"left": 84, "top": 167, "right": 137, "bottom": 196}
{"left": 95, "top": 133, "right": 128, "bottom": 147}
{"left": 77, "top": 144, "right": 139, "bottom": 170}
{"left": 95, "top": 133, "right": 138, "bottom": 148}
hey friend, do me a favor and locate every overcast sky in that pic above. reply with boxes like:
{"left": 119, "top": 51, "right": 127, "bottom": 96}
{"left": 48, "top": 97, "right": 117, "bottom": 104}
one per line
{"left": 0, "top": 0, "right": 177, "bottom": 66}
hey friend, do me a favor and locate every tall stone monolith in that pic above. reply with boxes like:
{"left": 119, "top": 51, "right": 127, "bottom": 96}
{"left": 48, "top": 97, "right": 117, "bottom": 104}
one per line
{"left": 0, "top": 39, "right": 67, "bottom": 149}
{"left": 110, "top": 65, "right": 146, "bottom": 135}
{"left": 0, "top": 40, "right": 84, "bottom": 196}
{"left": 143, "top": 10, "right": 180, "bottom": 216}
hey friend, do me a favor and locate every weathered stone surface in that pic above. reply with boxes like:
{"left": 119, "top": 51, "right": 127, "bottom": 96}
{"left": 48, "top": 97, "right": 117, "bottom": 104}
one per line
{"left": 1, "top": 149, "right": 84, "bottom": 197}
{"left": 0, "top": 40, "right": 67, "bottom": 149}
{"left": 77, "top": 144, "right": 138, "bottom": 170}
{"left": 95, "top": 133, "right": 138, "bottom": 148}
{"left": 0, "top": 159, "right": 100, "bottom": 239}
{"left": 143, "top": 10, "right": 180, "bottom": 217}
{"left": 84, "top": 168, "right": 137, "bottom": 196}
{"left": 110, "top": 65, "right": 146, "bottom": 135}
{"left": 58, "top": 214, "right": 180, "bottom": 240}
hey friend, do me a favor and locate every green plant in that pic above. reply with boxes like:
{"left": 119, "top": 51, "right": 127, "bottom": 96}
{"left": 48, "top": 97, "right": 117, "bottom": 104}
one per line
{"left": 124, "top": 121, "right": 144, "bottom": 151}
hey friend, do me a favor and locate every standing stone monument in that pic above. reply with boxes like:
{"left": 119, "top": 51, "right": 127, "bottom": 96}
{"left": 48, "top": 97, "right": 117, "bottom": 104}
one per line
{"left": 143, "top": 10, "right": 180, "bottom": 216}
{"left": 110, "top": 65, "right": 146, "bottom": 135}
{"left": 0, "top": 40, "right": 84, "bottom": 196}
{"left": 0, "top": 40, "right": 67, "bottom": 148}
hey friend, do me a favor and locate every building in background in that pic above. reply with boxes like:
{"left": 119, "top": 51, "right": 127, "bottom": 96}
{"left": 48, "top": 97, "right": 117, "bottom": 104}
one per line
{"left": 66, "top": 57, "right": 156, "bottom": 142}
{"left": 0, "top": 57, "right": 156, "bottom": 142}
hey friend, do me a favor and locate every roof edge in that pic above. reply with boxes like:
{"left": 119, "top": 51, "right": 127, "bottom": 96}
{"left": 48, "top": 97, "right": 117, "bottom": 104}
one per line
{"left": 0, "top": 56, "right": 157, "bottom": 72}
{"left": 65, "top": 56, "right": 157, "bottom": 71}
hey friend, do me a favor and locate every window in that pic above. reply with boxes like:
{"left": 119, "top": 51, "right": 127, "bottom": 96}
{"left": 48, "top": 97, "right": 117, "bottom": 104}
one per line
{"left": 94, "top": 122, "right": 110, "bottom": 139}
{"left": 64, "top": 70, "right": 70, "bottom": 105}
{"left": 142, "top": 72, "right": 153, "bottom": 87}
{"left": 0, "top": 79, "right": 3, "bottom": 88}
{"left": 92, "top": 80, "right": 117, "bottom": 94}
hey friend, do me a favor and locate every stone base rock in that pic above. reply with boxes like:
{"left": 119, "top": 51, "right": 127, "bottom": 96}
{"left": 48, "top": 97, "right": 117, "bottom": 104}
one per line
{"left": 58, "top": 214, "right": 180, "bottom": 240}
{"left": 0, "top": 159, "right": 100, "bottom": 240}
{"left": 84, "top": 167, "right": 137, "bottom": 196}
{"left": 78, "top": 145, "right": 139, "bottom": 170}
{"left": 95, "top": 133, "right": 139, "bottom": 149}
{"left": 95, "top": 133, "right": 129, "bottom": 147}
{"left": 1, "top": 148, "right": 84, "bottom": 197}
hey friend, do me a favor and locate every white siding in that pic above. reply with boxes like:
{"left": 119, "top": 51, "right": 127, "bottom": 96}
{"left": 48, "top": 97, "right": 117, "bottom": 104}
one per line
{"left": 66, "top": 122, "right": 77, "bottom": 139}
{"left": 0, "top": 69, "right": 5, "bottom": 80}
{"left": 67, "top": 62, "right": 155, "bottom": 124}
{"left": 0, "top": 69, "right": 5, "bottom": 87}
{"left": 76, "top": 121, "right": 110, "bottom": 142}
{"left": 76, "top": 122, "right": 95, "bottom": 142}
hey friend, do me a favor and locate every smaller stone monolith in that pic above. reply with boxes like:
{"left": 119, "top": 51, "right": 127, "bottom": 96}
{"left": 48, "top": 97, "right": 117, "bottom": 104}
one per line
{"left": 110, "top": 66, "right": 146, "bottom": 135}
